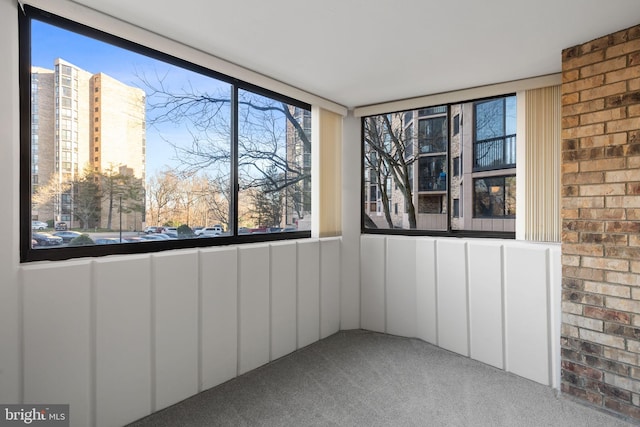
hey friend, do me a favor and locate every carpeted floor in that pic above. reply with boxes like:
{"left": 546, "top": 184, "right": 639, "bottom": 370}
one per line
{"left": 127, "top": 330, "right": 635, "bottom": 426}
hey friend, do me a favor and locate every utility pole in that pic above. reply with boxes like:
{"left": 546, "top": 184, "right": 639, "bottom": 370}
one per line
{"left": 119, "top": 193, "right": 123, "bottom": 242}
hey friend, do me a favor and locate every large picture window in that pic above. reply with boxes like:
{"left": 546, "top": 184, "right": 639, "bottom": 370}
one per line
{"left": 20, "top": 6, "right": 311, "bottom": 262}
{"left": 362, "top": 94, "right": 516, "bottom": 236}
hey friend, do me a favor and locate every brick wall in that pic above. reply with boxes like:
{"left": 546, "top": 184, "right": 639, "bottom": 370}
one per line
{"left": 561, "top": 23, "right": 640, "bottom": 420}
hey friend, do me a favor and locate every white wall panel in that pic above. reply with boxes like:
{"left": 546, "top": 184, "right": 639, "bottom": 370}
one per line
{"left": 505, "top": 245, "right": 550, "bottom": 385}
{"left": 468, "top": 242, "right": 504, "bottom": 369}
{"left": 152, "top": 251, "right": 199, "bottom": 410}
{"left": 22, "top": 262, "right": 92, "bottom": 427}
{"left": 362, "top": 235, "right": 558, "bottom": 387}
{"left": 238, "top": 245, "right": 270, "bottom": 375}
{"left": 416, "top": 239, "right": 437, "bottom": 344}
{"left": 320, "top": 238, "right": 341, "bottom": 338}
{"left": 386, "top": 237, "right": 416, "bottom": 337}
{"left": 436, "top": 240, "right": 469, "bottom": 356}
{"left": 297, "top": 240, "right": 320, "bottom": 348}
{"left": 94, "top": 256, "right": 152, "bottom": 427}
{"left": 549, "top": 244, "right": 562, "bottom": 389}
{"left": 200, "top": 247, "right": 238, "bottom": 389}
{"left": 340, "top": 114, "right": 362, "bottom": 330}
{"left": 270, "top": 242, "right": 297, "bottom": 360}
{"left": 360, "top": 235, "right": 386, "bottom": 332}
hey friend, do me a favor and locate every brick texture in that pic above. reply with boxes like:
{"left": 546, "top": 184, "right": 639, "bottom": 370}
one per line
{"left": 562, "top": 23, "right": 640, "bottom": 421}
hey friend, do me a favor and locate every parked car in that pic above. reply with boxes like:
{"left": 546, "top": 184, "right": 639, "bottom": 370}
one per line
{"left": 94, "top": 238, "right": 124, "bottom": 245}
{"left": 140, "top": 233, "right": 176, "bottom": 241}
{"left": 195, "top": 225, "right": 223, "bottom": 237}
{"left": 53, "top": 230, "right": 82, "bottom": 243}
{"left": 164, "top": 227, "right": 178, "bottom": 238}
{"left": 31, "top": 220, "right": 48, "bottom": 230}
{"left": 143, "top": 226, "right": 160, "bottom": 234}
{"left": 32, "top": 232, "right": 63, "bottom": 246}
{"left": 54, "top": 222, "right": 67, "bottom": 231}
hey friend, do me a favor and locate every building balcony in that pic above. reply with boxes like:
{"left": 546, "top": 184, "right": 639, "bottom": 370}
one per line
{"left": 474, "top": 134, "right": 516, "bottom": 171}
{"left": 418, "top": 175, "right": 446, "bottom": 192}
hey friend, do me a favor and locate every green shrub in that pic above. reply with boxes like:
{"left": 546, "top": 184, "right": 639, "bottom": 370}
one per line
{"left": 68, "top": 234, "right": 95, "bottom": 246}
{"left": 177, "top": 224, "right": 195, "bottom": 238}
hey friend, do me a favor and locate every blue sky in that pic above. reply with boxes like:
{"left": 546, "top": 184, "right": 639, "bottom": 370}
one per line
{"left": 31, "top": 19, "right": 229, "bottom": 177}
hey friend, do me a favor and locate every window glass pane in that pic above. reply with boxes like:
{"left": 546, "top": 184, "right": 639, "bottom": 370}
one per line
{"left": 363, "top": 95, "right": 516, "bottom": 235}
{"left": 29, "top": 18, "right": 233, "bottom": 248}
{"left": 20, "top": 7, "right": 336, "bottom": 260}
{"left": 24, "top": 7, "right": 312, "bottom": 261}
{"left": 473, "top": 96, "right": 516, "bottom": 171}
{"left": 473, "top": 175, "right": 516, "bottom": 218}
{"left": 418, "top": 156, "right": 446, "bottom": 191}
{"left": 418, "top": 116, "right": 447, "bottom": 153}
{"left": 363, "top": 108, "right": 447, "bottom": 231}
{"left": 237, "top": 89, "right": 311, "bottom": 234}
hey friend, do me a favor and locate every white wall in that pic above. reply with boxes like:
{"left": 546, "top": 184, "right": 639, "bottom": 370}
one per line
{"left": 18, "top": 239, "right": 341, "bottom": 427}
{"left": 0, "top": 2, "right": 348, "bottom": 426}
{"left": 340, "top": 111, "right": 362, "bottom": 329}
{"left": 0, "top": 3, "right": 563, "bottom": 426}
{"left": 360, "top": 235, "right": 562, "bottom": 388}
{"left": 0, "top": 0, "right": 22, "bottom": 407}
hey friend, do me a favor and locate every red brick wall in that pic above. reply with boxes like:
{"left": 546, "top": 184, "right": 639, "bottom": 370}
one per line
{"left": 561, "top": 23, "right": 640, "bottom": 420}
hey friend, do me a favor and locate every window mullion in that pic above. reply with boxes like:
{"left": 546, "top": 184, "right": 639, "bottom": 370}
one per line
{"left": 231, "top": 85, "right": 239, "bottom": 237}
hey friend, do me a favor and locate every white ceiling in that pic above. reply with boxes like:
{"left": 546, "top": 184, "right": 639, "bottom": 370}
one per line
{"left": 71, "top": 0, "right": 640, "bottom": 109}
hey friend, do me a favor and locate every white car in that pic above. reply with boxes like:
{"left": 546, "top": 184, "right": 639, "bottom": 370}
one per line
{"left": 31, "top": 220, "right": 48, "bottom": 230}
{"left": 195, "top": 226, "right": 223, "bottom": 237}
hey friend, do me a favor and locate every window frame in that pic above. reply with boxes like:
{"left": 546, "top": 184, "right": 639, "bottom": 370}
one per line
{"left": 20, "top": 5, "right": 311, "bottom": 263}
{"left": 360, "top": 94, "right": 517, "bottom": 239}
{"left": 472, "top": 175, "right": 516, "bottom": 219}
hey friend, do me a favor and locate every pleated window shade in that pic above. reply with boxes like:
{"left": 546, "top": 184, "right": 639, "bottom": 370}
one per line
{"left": 524, "top": 85, "right": 561, "bottom": 242}
{"left": 313, "top": 107, "right": 343, "bottom": 237}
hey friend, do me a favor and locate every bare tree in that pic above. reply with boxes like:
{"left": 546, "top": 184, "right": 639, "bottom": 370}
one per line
{"left": 363, "top": 113, "right": 418, "bottom": 229}
{"left": 32, "top": 166, "right": 102, "bottom": 230}
{"left": 73, "top": 165, "right": 102, "bottom": 230}
{"left": 203, "top": 175, "right": 231, "bottom": 229}
{"left": 248, "top": 165, "right": 284, "bottom": 228}
{"left": 146, "top": 169, "right": 180, "bottom": 226}
{"left": 32, "top": 175, "right": 71, "bottom": 223}
{"left": 139, "top": 74, "right": 310, "bottom": 226}
{"left": 364, "top": 134, "right": 394, "bottom": 228}
{"left": 120, "top": 176, "right": 146, "bottom": 231}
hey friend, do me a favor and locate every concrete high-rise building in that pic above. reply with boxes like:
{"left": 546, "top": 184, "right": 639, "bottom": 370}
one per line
{"left": 31, "top": 58, "right": 145, "bottom": 230}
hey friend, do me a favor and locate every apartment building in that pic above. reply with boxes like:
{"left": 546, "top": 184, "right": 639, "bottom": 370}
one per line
{"left": 364, "top": 96, "right": 516, "bottom": 233}
{"left": 284, "top": 106, "right": 312, "bottom": 230}
{"left": 31, "top": 58, "right": 145, "bottom": 230}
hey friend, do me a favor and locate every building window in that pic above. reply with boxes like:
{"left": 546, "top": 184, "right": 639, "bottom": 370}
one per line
{"left": 362, "top": 94, "right": 516, "bottom": 236}
{"left": 418, "top": 116, "right": 447, "bottom": 154}
{"left": 474, "top": 97, "right": 516, "bottom": 171}
{"left": 20, "top": 5, "right": 312, "bottom": 262}
{"left": 418, "top": 156, "right": 446, "bottom": 191}
{"left": 473, "top": 176, "right": 516, "bottom": 218}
